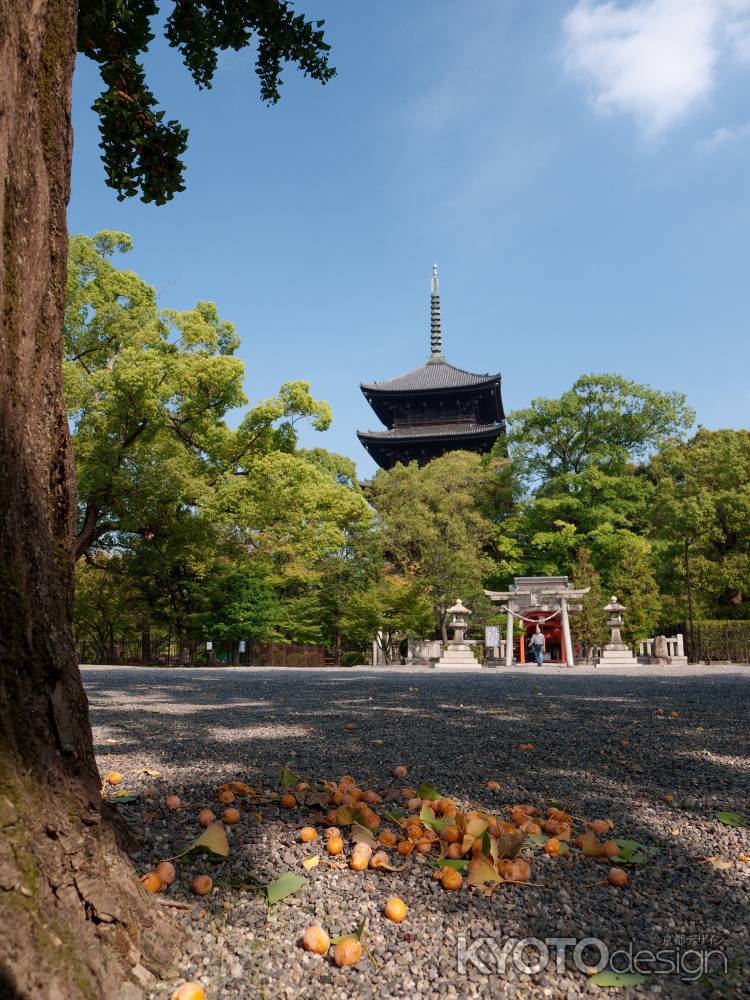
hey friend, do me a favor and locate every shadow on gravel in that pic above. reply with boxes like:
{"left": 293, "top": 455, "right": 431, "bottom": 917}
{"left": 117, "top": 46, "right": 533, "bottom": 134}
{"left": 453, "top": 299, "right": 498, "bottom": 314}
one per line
{"left": 84, "top": 667, "right": 750, "bottom": 999}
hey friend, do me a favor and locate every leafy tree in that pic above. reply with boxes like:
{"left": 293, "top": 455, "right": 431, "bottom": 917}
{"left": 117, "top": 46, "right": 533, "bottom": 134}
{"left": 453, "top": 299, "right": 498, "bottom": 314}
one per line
{"left": 74, "top": 555, "right": 146, "bottom": 653}
{"left": 368, "top": 452, "right": 499, "bottom": 639}
{"left": 78, "top": 1, "right": 335, "bottom": 204}
{"left": 0, "top": 4, "right": 337, "bottom": 993}
{"left": 648, "top": 429, "right": 750, "bottom": 617}
{"left": 340, "top": 575, "right": 434, "bottom": 664}
{"left": 569, "top": 547, "right": 608, "bottom": 659}
{"left": 607, "top": 535, "right": 663, "bottom": 643}
{"left": 195, "top": 564, "right": 276, "bottom": 643}
{"left": 509, "top": 374, "right": 694, "bottom": 491}
{"left": 66, "top": 231, "right": 332, "bottom": 560}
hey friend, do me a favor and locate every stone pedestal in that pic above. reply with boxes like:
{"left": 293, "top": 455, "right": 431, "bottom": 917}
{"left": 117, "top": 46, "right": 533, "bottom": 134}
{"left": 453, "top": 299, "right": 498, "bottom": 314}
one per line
{"left": 435, "top": 599, "right": 482, "bottom": 669}
{"left": 436, "top": 642, "right": 481, "bottom": 668}
{"left": 593, "top": 595, "right": 638, "bottom": 668}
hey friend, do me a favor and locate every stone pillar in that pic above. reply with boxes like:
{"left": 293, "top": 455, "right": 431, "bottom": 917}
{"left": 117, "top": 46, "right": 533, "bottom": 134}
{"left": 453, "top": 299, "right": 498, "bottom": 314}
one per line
{"left": 676, "top": 633, "right": 685, "bottom": 657}
{"left": 560, "top": 598, "right": 574, "bottom": 667}
{"left": 505, "top": 609, "right": 514, "bottom": 667}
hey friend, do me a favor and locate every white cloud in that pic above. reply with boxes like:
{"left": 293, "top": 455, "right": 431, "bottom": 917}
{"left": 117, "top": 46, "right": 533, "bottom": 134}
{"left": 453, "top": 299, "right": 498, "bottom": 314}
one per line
{"left": 562, "top": 0, "right": 750, "bottom": 136}
{"left": 698, "top": 119, "right": 750, "bottom": 150}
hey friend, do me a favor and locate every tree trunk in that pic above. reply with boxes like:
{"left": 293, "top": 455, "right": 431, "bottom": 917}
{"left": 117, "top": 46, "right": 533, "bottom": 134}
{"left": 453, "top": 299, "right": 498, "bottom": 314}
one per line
{"left": 0, "top": 4, "right": 179, "bottom": 996}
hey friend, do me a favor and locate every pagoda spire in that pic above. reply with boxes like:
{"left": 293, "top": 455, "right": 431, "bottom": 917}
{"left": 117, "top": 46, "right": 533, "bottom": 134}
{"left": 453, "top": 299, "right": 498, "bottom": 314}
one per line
{"left": 430, "top": 263, "right": 444, "bottom": 360}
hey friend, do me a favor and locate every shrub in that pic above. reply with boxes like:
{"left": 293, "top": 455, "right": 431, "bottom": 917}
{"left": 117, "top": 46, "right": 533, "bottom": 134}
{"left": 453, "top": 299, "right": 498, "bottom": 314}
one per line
{"left": 340, "top": 651, "right": 362, "bottom": 668}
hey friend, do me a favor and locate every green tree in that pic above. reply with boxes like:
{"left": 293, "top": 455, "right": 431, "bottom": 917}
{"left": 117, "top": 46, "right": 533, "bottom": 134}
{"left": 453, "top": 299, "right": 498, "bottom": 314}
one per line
{"left": 74, "top": 554, "right": 145, "bottom": 654}
{"left": 368, "top": 452, "right": 500, "bottom": 638}
{"left": 195, "top": 565, "right": 276, "bottom": 643}
{"left": 78, "top": 1, "right": 335, "bottom": 205}
{"left": 340, "top": 575, "right": 434, "bottom": 664}
{"left": 509, "top": 374, "right": 694, "bottom": 490}
{"left": 569, "top": 547, "right": 608, "bottom": 659}
{"left": 608, "top": 536, "right": 663, "bottom": 643}
{"left": 1, "top": 5, "right": 337, "bottom": 992}
{"left": 499, "top": 374, "right": 690, "bottom": 590}
{"left": 66, "top": 231, "right": 333, "bottom": 560}
{"left": 649, "top": 429, "right": 750, "bottom": 617}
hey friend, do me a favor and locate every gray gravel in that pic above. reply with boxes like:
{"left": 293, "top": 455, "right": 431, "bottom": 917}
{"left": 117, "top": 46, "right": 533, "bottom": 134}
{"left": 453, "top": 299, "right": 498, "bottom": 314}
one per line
{"left": 83, "top": 664, "right": 750, "bottom": 1000}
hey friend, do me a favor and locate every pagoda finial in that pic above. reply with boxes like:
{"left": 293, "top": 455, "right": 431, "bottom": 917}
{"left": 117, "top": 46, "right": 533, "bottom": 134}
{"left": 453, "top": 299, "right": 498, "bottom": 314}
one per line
{"left": 430, "top": 263, "right": 443, "bottom": 360}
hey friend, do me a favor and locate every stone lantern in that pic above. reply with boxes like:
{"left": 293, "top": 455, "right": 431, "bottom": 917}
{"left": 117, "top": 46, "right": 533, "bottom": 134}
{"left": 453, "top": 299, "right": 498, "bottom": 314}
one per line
{"left": 435, "top": 599, "right": 481, "bottom": 668}
{"left": 594, "top": 595, "right": 637, "bottom": 667}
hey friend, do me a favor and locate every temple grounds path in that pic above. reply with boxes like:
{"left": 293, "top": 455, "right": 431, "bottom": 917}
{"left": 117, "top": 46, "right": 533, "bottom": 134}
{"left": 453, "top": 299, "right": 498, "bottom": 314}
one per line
{"left": 83, "top": 665, "right": 750, "bottom": 1000}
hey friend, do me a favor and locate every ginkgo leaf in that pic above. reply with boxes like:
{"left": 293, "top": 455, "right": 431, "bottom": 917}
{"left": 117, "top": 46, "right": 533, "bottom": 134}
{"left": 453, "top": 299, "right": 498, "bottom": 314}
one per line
{"left": 416, "top": 782, "right": 442, "bottom": 801}
{"left": 174, "top": 821, "right": 229, "bottom": 862}
{"left": 612, "top": 839, "right": 658, "bottom": 865}
{"left": 468, "top": 852, "right": 502, "bottom": 889}
{"left": 279, "top": 766, "right": 301, "bottom": 788}
{"left": 715, "top": 811, "right": 742, "bottom": 827}
{"left": 141, "top": 768, "right": 161, "bottom": 777}
{"left": 111, "top": 790, "right": 138, "bottom": 803}
{"left": 302, "top": 856, "right": 320, "bottom": 871}
{"left": 587, "top": 971, "right": 647, "bottom": 987}
{"left": 306, "top": 791, "right": 330, "bottom": 807}
{"left": 265, "top": 872, "right": 305, "bottom": 905}
{"left": 437, "top": 858, "right": 470, "bottom": 871}
{"left": 384, "top": 809, "right": 407, "bottom": 825}
{"left": 493, "top": 831, "right": 525, "bottom": 860}
{"left": 420, "top": 806, "right": 446, "bottom": 833}
{"left": 466, "top": 818, "right": 488, "bottom": 839}
{"left": 351, "top": 822, "right": 378, "bottom": 848}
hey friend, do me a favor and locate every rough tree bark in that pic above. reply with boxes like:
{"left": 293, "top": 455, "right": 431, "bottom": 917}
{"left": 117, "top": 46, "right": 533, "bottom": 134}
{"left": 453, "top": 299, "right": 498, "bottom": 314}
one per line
{"left": 0, "top": 3, "right": 178, "bottom": 997}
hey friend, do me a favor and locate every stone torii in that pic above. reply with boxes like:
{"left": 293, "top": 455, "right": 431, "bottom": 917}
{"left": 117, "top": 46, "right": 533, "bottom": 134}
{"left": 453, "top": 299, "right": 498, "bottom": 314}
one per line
{"left": 484, "top": 576, "right": 590, "bottom": 667}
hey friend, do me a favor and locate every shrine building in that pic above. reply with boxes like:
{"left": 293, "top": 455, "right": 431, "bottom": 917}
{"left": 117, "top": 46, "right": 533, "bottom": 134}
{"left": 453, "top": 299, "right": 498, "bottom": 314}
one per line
{"left": 357, "top": 267, "right": 506, "bottom": 469}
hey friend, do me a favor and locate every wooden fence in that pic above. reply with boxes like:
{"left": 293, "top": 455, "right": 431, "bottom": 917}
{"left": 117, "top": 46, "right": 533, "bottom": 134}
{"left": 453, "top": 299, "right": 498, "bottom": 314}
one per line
{"left": 74, "top": 636, "right": 353, "bottom": 668}
{"left": 663, "top": 621, "right": 750, "bottom": 664}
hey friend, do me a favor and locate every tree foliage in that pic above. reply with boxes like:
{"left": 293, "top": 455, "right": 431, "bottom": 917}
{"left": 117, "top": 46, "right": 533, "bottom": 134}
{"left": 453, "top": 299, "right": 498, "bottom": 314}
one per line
{"left": 66, "top": 231, "right": 332, "bottom": 561}
{"left": 570, "top": 548, "right": 608, "bottom": 657}
{"left": 509, "top": 374, "right": 694, "bottom": 491}
{"left": 77, "top": 1, "right": 335, "bottom": 204}
{"left": 367, "top": 452, "right": 502, "bottom": 638}
{"left": 339, "top": 575, "right": 433, "bottom": 663}
{"left": 649, "top": 429, "right": 750, "bottom": 615}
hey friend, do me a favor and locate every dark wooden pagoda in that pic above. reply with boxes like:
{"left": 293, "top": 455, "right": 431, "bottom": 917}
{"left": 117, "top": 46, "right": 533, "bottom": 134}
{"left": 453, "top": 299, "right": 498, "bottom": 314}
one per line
{"left": 357, "top": 266, "right": 505, "bottom": 469}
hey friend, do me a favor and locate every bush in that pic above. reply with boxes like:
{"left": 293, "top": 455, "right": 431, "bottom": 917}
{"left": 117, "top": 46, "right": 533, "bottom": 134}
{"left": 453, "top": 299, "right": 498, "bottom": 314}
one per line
{"left": 340, "top": 651, "right": 362, "bottom": 668}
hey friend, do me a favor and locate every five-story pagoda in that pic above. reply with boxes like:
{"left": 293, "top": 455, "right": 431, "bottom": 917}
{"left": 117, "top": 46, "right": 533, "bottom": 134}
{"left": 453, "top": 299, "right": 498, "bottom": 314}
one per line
{"left": 357, "top": 267, "right": 505, "bottom": 469}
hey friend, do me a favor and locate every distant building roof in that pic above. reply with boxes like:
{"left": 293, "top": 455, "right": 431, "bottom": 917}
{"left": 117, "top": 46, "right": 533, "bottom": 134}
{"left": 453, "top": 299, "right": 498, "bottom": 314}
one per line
{"left": 361, "top": 357, "right": 500, "bottom": 394}
{"left": 357, "top": 421, "right": 503, "bottom": 442}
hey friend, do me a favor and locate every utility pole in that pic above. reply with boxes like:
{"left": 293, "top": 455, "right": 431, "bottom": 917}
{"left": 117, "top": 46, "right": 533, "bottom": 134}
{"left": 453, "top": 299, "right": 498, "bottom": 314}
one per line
{"left": 684, "top": 537, "right": 695, "bottom": 662}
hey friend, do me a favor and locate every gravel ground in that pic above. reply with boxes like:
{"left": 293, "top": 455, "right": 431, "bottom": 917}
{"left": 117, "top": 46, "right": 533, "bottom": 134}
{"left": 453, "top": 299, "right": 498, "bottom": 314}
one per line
{"left": 83, "top": 664, "right": 750, "bottom": 1000}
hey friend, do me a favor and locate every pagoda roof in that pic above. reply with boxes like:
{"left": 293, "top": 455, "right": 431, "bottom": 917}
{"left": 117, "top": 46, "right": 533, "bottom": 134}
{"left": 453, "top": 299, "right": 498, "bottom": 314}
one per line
{"left": 361, "top": 357, "right": 500, "bottom": 395}
{"left": 357, "top": 421, "right": 503, "bottom": 442}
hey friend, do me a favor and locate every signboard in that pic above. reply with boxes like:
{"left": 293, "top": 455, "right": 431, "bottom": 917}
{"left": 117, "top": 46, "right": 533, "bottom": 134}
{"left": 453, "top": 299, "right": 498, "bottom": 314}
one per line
{"left": 485, "top": 626, "right": 500, "bottom": 648}
{"left": 238, "top": 640, "right": 246, "bottom": 653}
{"left": 206, "top": 641, "right": 213, "bottom": 651}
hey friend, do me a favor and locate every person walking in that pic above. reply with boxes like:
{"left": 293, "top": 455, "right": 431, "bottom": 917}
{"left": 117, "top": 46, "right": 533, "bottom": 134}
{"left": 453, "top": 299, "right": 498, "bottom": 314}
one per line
{"left": 530, "top": 625, "right": 546, "bottom": 666}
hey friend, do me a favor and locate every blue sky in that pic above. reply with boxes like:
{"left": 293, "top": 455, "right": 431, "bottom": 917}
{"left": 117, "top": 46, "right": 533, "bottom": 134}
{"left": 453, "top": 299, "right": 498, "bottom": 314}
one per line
{"left": 69, "top": 0, "right": 750, "bottom": 476}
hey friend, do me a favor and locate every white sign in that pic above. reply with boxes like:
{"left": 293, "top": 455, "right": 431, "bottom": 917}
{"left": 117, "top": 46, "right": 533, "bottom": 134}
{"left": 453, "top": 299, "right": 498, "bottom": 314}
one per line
{"left": 206, "top": 641, "right": 213, "bottom": 651}
{"left": 485, "top": 626, "right": 500, "bottom": 647}
{"left": 238, "top": 640, "right": 246, "bottom": 653}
